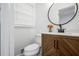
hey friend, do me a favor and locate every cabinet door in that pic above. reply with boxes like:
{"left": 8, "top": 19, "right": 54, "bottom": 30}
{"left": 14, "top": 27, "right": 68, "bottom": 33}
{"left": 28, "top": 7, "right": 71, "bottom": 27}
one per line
{"left": 42, "top": 34, "right": 57, "bottom": 56}
{"left": 58, "top": 36, "right": 79, "bottom": 56}
{"left": 55, "top": 36, "right": 64, "bottom": 56}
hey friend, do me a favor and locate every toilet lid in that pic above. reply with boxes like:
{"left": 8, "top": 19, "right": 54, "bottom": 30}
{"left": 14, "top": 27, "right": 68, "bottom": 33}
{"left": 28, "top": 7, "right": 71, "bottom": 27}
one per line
{"left": 24, "top": 43, "right": 39, "bottom": 51}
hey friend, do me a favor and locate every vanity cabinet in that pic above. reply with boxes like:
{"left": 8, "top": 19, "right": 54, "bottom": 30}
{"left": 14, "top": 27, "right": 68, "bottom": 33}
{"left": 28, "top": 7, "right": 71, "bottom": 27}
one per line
{"left": 42, "top": 34, "right": 57, "bottom": 56}
{"left": 42, "top": 34, "right": 79, "bottom": 56}
{"left": 58, "top": 36, "right": 79, "bottom": 56}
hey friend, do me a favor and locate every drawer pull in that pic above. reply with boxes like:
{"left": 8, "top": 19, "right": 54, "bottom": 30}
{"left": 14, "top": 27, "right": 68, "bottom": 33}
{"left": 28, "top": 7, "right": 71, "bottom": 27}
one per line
{"left": 57, "top": 40, "right": 59, "bottom": 49}
{"left": 54, "top": 40, "right": 55, "bottom": 48}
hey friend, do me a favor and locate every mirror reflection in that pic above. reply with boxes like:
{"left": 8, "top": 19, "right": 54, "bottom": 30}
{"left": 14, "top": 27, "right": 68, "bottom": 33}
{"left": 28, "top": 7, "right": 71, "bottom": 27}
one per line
{"left": 48, "top": 3, "right": 77, "bottom": 25}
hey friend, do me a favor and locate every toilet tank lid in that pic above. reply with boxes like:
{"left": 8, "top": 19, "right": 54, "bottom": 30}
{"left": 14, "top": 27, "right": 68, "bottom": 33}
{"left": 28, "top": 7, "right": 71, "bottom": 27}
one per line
{"left": 24, "top": 43, "right": 39, "bottom": 51}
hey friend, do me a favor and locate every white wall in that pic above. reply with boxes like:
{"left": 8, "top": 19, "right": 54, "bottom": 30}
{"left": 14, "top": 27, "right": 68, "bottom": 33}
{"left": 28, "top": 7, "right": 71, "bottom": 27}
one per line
{"left": 14, "top": 3, "right": 36, "bottom": 55}
{"left": 0, "top": 24, "right": 1, "bottom": 55}
{"left": 35, "top": 3, "right": 79, "bottom": 35}
{"left": 14, "top": 3, "right": 79, "bottom": 56}
{"left": 0, "top": 4, "right": 1, "bottom": 55}
{"left": 14, "top": 27, "right": 36, "bottom": 55}
{"left": 63, "top": 3, "right": 79, "bottom": 33}
{"left": 14, "top": 3, "right": 35, "bottom": 26}
{"left": 35, "top": 3, "right": 58, "bottom": 35}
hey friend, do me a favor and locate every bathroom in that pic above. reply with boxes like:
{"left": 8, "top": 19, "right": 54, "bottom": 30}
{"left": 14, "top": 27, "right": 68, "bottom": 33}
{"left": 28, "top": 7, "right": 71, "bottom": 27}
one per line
{"left": 14, "top": 3, "right": 54, "bottom": 56}
{"left": 14, "top": 3, "right": 79, "bottom": 56}
{"left": 0, "top": 3, "right": 79, "bottom": 56}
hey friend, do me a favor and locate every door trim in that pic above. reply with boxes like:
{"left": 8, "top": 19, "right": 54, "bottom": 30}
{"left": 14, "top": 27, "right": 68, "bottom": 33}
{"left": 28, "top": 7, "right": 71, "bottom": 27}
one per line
{"left": 1, "top": 3, "right": 14, "bottom": 56}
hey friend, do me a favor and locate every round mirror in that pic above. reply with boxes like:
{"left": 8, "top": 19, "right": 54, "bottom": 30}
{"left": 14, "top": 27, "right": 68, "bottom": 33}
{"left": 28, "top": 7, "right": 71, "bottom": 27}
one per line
{"left": 48, "top": 3, "right": 78, "bottom": 25}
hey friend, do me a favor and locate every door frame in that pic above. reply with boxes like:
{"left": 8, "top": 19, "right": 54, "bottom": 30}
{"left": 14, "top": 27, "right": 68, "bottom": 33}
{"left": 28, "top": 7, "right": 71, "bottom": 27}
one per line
{"left": 1, "top": 3, "right": 14, "bottom": 56}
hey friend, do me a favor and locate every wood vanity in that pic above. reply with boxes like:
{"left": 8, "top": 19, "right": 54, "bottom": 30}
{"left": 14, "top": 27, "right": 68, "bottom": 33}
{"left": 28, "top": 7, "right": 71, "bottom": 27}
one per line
{"left": 42, "top": 33, "right": 79, "bottom": 56}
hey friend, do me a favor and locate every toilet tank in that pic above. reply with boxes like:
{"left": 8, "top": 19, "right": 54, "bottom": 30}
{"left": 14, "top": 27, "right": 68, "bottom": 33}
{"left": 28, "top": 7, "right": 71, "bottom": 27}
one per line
{"left": 35, "top": 34, "right": 41, "bottom": 46}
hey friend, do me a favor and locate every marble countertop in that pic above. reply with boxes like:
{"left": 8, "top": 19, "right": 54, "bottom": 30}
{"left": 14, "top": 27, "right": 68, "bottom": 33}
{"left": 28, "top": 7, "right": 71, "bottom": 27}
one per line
{"left": 42, "top": 32, "right": 79, "bottom": 37}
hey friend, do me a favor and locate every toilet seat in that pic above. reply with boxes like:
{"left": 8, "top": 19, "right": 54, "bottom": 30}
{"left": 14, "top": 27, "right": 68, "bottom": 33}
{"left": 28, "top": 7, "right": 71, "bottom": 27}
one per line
{"left": 24, "top": 43, "right": 40, "bottom": 56}
{"left": 24, "top": 43, "right": 39, "bottom": 51}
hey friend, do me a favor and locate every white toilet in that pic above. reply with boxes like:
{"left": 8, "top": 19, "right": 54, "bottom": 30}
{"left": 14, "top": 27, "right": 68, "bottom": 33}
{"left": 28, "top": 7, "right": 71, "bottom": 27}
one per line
{"left": 23, "top": 34, "right": 41, "bottom": 56}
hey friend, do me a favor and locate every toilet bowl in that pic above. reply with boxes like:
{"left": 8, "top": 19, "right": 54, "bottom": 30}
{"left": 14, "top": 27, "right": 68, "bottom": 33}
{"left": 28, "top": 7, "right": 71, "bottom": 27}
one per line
{"left": 23, "top": 43, "right": 40, "bottom": 56}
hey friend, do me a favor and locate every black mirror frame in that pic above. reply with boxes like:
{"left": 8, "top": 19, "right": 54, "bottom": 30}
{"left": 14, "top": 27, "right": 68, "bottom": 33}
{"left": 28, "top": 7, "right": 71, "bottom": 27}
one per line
{"left": 47, "top": 3, "right": 78, "bottom": 25}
